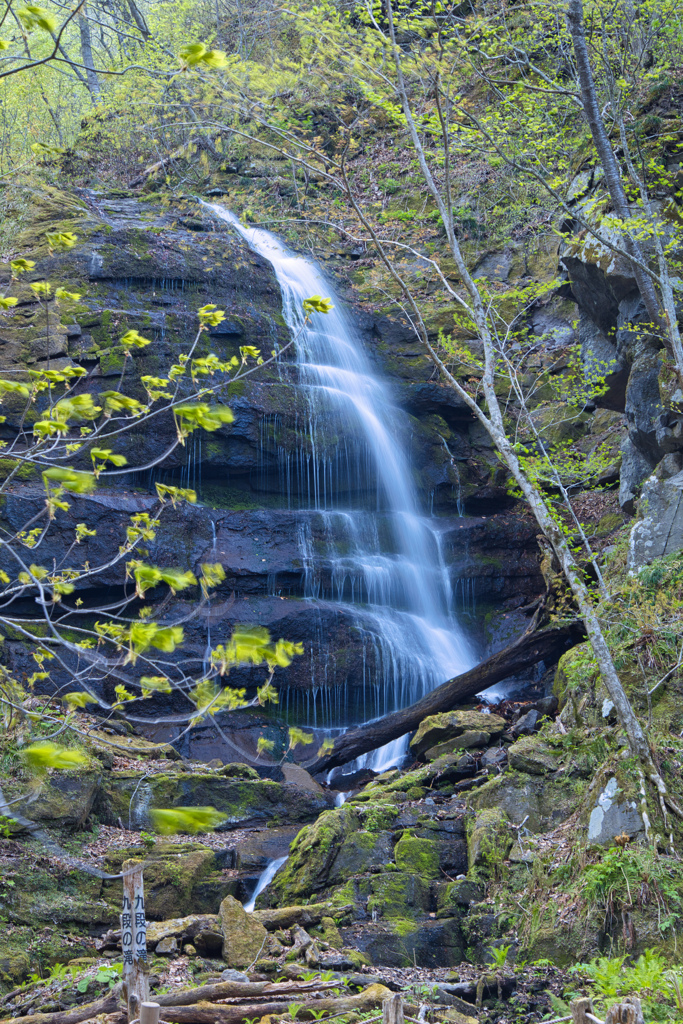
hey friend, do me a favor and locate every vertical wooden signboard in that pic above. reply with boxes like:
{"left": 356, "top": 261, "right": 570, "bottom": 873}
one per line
{"left": 121, "top": 860, "right": 149, "bottom": 1021}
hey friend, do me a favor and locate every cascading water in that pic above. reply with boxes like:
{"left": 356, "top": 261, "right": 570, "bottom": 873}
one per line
{"left": 204, "top": 204, "right": 474, "bottom": 771}
{"left": 243, "top": 856, "right": 289, "bottom": 913}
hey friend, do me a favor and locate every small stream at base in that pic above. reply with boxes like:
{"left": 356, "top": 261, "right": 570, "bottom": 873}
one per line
{"left": 244, "top": 856, "right": 290, "bottom": 913}
{"left": 204, "top": 203, "right": 475, "bottom": 772}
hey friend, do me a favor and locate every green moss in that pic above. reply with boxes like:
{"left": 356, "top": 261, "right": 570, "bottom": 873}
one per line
{"left": 394, "top": 834, "right": 440, "bottom": 879}
{"left": 367, "top": 872, "right": 428, "bottom": 919}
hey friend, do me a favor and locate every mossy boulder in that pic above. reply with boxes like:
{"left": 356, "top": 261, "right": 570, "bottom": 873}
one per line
{"left": 529, "top": 402, "right": 589, "bottom": 445}
{"left": 340, "top": 916, "right": 464, "bottom": 968}
{"left": 411, "top": 711, "right": 505, "bottom": 759}
{"left": 218, "top": 895, "right": 268, "bottom": 968}
{"left": 436, "top": 879, "right": 484, "bottom": 915}
{"left": 470, "top": 771, "right": 582, "bottom": 833}
{"left": 320, "top": 916, "right": 343, "bottom": 948}
{"left": 146, "top": 914, "right": 220, "bottom": 945}
{"left": 507, "top": 736, "right": 559, "bottom": 775}
{"left": 467, "top": 808, "right": 512, "bottom": 871}
{"left": 99, "top": 772, "right": 332, "bottom": 830}
{"left": 136, "top": 848, "right": 216, "bottom": 919}
{"left": 13, "top": 770, "right": 101, "bottom": 829}
{"left": 0, "top": 932, "right": 32, "bottom": 985}
{"left": 367, "top": 871, "right": 430, "bottom": 919}
{"left": 424, "top": 731, "right": 491, "bottom": 760}
{"left": 394, "top": 834, "right": 440, "bottom": 879}
{"left": 267, "top": 807, "right": 355, "bottom": 904}
{"left": 328, "top": 830, "right": 394, "bottom": 884}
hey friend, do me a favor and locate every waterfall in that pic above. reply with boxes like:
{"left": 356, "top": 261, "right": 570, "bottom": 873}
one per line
{"left": 204, "top": 204, "right": 474, "bottom": 770}
{"left": 243, "top": 856, "right": 289, "bottom": 913}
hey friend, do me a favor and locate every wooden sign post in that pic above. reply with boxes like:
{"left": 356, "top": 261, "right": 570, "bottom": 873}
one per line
{"left": 121, "top": 860, "right": 149, "bottom": 1022}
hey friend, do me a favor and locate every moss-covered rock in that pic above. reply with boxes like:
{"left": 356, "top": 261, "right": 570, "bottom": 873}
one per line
{"left": 424, "top": 731, "right": 491, "bottom": 760}
{"left": 98, "top": 772, "right": 332, "bottom": 830}
{"left": 11, "top": 770, "right": 101, "bottom": 830}
{"left": 218, "top": 895, "right": 268, "bottom": 968}
{"left": 267, "top": 806, "right": 355, "bottom": 904}
{"left": 394, "top": 834, "right": 440, "bottom": 879}
{"left": 507, "top": 736, "right": 560, "bottom": 775}
{"left": 410, "top": 711, "right": 505, "bottom": 759}
{"left": 467, "top": 808, "right": 512, "bottom": 873}
{"left": 470, "top": 770, "right": 583, "bottom": 833}
{"left": 328, "top": 830, "right": 394, "bottom": 884}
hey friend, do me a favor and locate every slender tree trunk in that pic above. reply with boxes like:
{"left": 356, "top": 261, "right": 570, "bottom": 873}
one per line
{"left": 566, "top": 0, "right": 683, "bottom": 377}
{"left": 79, "top": 4, "right": 101, "bottom": 103}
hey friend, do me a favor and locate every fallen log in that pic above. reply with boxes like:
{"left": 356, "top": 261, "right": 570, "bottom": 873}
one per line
{"left": 306, "top": 620, "right": 584, "bottom": 774}
{"left": 154, "top": 980, "right": 338, "bottom": 1007}
{"left": 157, "top": 984, "right": 393, "bottom": 1024}
{"left": 3, "top": 991, "right": 119, "bottom": 1024}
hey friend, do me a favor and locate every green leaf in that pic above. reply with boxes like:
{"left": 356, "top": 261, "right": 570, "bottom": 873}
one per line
{"left": 155, "top": 483, "right": 197, "bottom": 504}
{"left": 120, "top": 329, "right": 152, "bottom": 351}
{"left": 174, "top": 403, "right": 234, "bottom": 435}
{"left": 99, "top": 391, "right": 148, "bottom": 416}
{"left": 45, "top": 231, "right": 78, "bottom": 251}
{"left": 197, "top": 303, "right": 226, "bottom": 326}
{"left": 23, "top": 741, "right": 88, "bottom": 770}
{"left": 302, "top": 295, "right": 334, "bottom": 314}
{"left": 54, "top": 287, "right": 81, "bottom": 301}
{"left": 62, "top": 692, "right": 99, "bottom": 708}
{"left": 42, "top": 468, "right": 96, "bottom": 493}
{"left": 10, "top": 259, "right": 35, "bottom": 275}
{"left": 17, "top": 5, "right": 57, "bottom": 31}
{"left": 149, "top": 806, "right": 228, "bottom": 834}
{"left": 288, "top": 726, "right": 314, "bottom": 748}
{"left": 0, "top": 297, "right": 18, "bottom": 309}
{"left": 139, "top": 675, "right": 173, "bottom": 696}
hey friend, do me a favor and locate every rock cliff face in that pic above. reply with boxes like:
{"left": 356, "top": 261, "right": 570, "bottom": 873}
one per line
{"left": 0, "top": 186, "right": 547, "bottom": 747}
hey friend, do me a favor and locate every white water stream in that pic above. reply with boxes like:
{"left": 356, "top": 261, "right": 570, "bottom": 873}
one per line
{"left": 244, "top": 855, "right": 289, "bottom": 913}
{"left": 205, "top": 205, "right": 474, "bottom": 772}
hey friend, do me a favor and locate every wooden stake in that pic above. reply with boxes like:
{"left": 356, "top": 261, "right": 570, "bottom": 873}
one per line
{"left": 382, "top": 994, "right": 404, "bottom": 1024}
{"left": 572, "top": 999, "right": 596, "bottom": 1024}
{"left": 605, "top": 998, "right": 644, "bottom": 1024}
{"left": 140, "top": 1003, "right": 161, "bottom": 1024}
{"left": 122, "top": 860, "right": 149, "bottom": 1022}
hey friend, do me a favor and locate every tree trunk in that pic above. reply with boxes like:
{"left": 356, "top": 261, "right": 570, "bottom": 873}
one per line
{"left": 306, "top": 621, "right": 584, "bottom": 774}
{"left": 79, "top": 4, "right": 101, "bottom": 103}
{"left": 4, "top": 992, "right": 119, "bottom": 1024}
{"left": 566, "top": 0, "right": 664, "bottom": 339}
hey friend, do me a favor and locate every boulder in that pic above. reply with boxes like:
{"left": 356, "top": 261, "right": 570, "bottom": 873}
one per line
{"left": 619, "top": 437, "right": 655, "bottom": 514}
{"left": 99, "top": 772, "right": 333, "bottom": 831}
{"left": 14, "top": 771, "right": 100, "bottom": 829}
{"left": 467, "top": 808, "right": 512, "bottom": 869}
{"left": 424, "top": 731, "right": 490, "bottom": 760}
{"left": 218, "top": 895, "right": 268, "bottom": 968}
{"left": 221, "top": 969, "right": 250, "bottom": 982}
{"left": 512, "top": 709, "right": 539, "bottom": 736}
{"left": 155, "top": 936, "right": 178, "bottom": 955}
{"left": 471, "top": 771, "right": 580, "bottom": 833}
{"left": 235, "top": 826, "right": 301, "bottom": 871}
{"left": 328, "top": 831, "right": 394, "bottom": 884}
{"left": 481, "top": 747, "right": 508, "bottom": 771}
{"left": 628, "top": 469, "right": 683, "bottom": 568}
{"left": 252, "top": 903, "right": 354, "bottom": 930}
{"left": 508, "top": 737, "right": 558, "bottom": 775}
{"left": 587, "top": 776, "right": 644, "bottom": 845}
{"left": 411, "top": 711, "right": 505, "bottom": 758}
{"left": 281, "top": 764, "right": 325, "bottom": 793}
{"left": 394, "top": 834, "right": 441, "bottom": 879}
{"left": 146, "top": 914, "right": 219, "bottom": 946}
{"left": 625, "top": 346, "right": 666, "bottom": 462}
